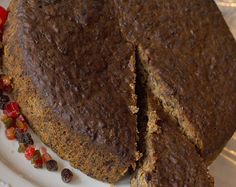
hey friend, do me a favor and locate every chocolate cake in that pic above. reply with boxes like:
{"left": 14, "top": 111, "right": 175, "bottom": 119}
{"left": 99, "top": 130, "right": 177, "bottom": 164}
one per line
{"left": 3, "top": 0, "right": 138, "bottom": 183}
{"left": 3, "top": 0, "right": 236, "bottom": 184}
{"left": 115, "top": 0, "right": 236, "bottom": 162}
{"left": 131, "top": 90, "right": 214, "bottom": 187}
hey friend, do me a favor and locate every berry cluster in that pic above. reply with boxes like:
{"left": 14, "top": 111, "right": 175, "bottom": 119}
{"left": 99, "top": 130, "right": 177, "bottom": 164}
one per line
{"left": 1, "top": 101, "right": 58, "bottom": 169}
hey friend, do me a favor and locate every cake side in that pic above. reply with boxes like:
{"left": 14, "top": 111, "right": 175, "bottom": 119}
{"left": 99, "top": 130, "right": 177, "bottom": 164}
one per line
{"left": 115, "top": 0, "right": 236, "bottom": 161}
{"left": 12, "top": 0, "right": 138, "bottom": 162}
{"left": 132, "top": 59, "right": 213, "bottom": 187}
{"left": 131, "top": 89, "right": 214, "bottom": 187}
{"left": 3, "top": 0, "right": 138, "bottom": 183}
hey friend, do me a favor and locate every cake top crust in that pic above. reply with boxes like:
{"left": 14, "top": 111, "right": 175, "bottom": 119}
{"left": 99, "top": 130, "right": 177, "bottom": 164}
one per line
{"left": 115, "top": 0, "right": 236, "bottom": 158}
{"left": 6, "top": 0, "right": 137, "bottom": 161}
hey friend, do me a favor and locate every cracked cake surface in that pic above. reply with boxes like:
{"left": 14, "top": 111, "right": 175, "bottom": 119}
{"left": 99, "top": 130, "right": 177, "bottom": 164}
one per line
{"left": 2, "top": 0, "right": 236, "bottom": 184}
{"left": 133, "top": 60, "right": 213, "bottom": 187}
{"left": 115, "top": 0, "right": 236, "bottom": 161}
{"left": 131, "top": 90, "right": 214, "bottom": 187}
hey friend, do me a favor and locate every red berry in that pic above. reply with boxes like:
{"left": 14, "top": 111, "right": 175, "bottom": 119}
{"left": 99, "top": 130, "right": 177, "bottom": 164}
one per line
{"left": 0, "top": 6, "right": 8, "bottom": 31}
{"left": 5, "top": 126, "right": 16, "bottom": 140}
{"left": 17, "top": 114, "right": 25, "bottom": 122}
{"left": 41, "top": 146, "right": 47, "bottom": 154}
{"left": 16, "top": 115, "right": 28, "bottom": 132}
{"left": 34, "top": 158, "right": 43, "bottom": 168}
{"left": 4, "top": 102, "right": 20, "bottom": 119}
{"left": 42, "top": 153, "right": 52, "bottom": 163}
{"left": 25, "top": 146, "right": 35, "bottom": 160}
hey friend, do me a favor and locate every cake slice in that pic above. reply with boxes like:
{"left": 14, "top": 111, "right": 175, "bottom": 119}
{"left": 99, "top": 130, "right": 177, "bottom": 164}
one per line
{"left": 115, "top": 0, "right": 236, "bottom": 162}
{"left": 131, "top": 88, "right": 214, "bottom": 187}
{"left": 3, "top": 0, "right": 138, "bottom": 182}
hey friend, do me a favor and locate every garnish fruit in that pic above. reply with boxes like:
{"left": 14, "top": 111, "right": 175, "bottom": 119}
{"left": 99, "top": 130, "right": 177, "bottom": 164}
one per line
{"left": 42, "top": 152, "right": 52, "bottom": 163}
{"left": 22, "top": 133, "right": 34, "bottom": 145}
{"left": 34, "top": 158, "right": 43, "bottom": 168}
{"left": 31, "top": 150, "right": 41, "bottom": 163}
{"left": 0, "top": 94, "right": 10, "bottom": 109}
{"left": 18, "top": 143, "right": 27, "bottom": 153}
{"left": 25, "top": 146, "right": 35, "bottom": 160}
{"left": 61, "top": 168, "right": 73, "bottom": 183}
{"left": 4, "top": 102, "right": 20, "bottom": 119}
{"left": 41, "top": 146, "right": 47, "bottom": 154}
{"left": 16, "top": 115, "right": 28, "bottom": 132}
{"left": 0, "top": 6, "right": 8, "bottom": 31}
{"left": 5, "top": 126, "right": 16, "bottom": 140}
{"left": 46, "top": 160, "right": 58, "bottom": 171}
{"left": 16, "top": 130, "right": 34, "bottom": 145}
{"left": 1, "top": 114, "right": 14, "bottom": 128}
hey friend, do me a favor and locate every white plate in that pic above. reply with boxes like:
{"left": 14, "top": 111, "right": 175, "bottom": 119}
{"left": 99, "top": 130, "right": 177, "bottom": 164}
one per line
{"left": 0, "top": 1, "right": 236, "bottom": 187}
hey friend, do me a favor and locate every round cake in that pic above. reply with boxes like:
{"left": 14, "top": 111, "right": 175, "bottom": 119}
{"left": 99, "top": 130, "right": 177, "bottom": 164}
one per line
{"left": 3, "top": 0, "right": 236, "bottom": 185}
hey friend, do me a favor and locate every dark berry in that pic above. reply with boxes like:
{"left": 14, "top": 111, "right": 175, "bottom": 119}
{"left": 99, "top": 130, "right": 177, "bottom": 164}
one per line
{"left": 15, "top": 128, "right": 24, "bottom": 142}
{"left": 23, "top": 133, "right": 34, "bottom": 145}
{"left": 61, "top": 168, "right": 73, "bottom": 183}
{"left": 15, "top": 130, "right": 34, "bottom": 145}
{"left": 46, "top": 160, "right": 58, "bottom": 171}
{"left": 0, "top": 94, "right": 9, "bottom": 109}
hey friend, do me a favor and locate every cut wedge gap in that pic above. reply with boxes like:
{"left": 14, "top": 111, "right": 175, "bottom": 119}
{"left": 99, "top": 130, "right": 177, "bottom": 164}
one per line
{"left": 132, "top": 54, "right": 213, "bottom": 186}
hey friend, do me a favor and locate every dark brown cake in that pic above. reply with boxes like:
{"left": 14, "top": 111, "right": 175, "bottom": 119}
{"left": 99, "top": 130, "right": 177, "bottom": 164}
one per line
{"left": 3, "top": 0, "right": 138, "bottom": 183}
{"left": 131, "top": 90, "right": 214, "bottom": 187}
{"left": 115, "top": 0, "right": 236, "bottom": 162}
{"left": 3, "top": 0, "right": 236, "bottom": 184}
